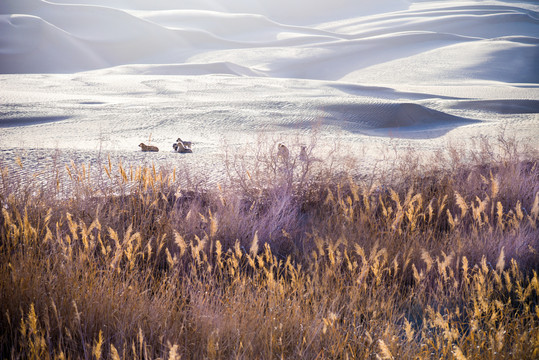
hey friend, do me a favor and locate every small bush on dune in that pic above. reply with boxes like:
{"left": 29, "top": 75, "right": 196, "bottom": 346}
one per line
{"left": 0, "top": 134, "right": 538, "bottom": 359}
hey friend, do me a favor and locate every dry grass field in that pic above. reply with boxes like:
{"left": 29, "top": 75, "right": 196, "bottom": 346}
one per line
{"left": 1, "top": 135, "right": 538, "bottom": 359}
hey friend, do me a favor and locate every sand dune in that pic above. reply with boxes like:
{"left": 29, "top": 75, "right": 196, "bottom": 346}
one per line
{"left": 323, "top": 102, "right": 477, "bottom": 129}
{"left": 0, "top": 0, "right": 537, "bottom": 179}
{"left": 1, "top": 0, "right": 537, "bottom": 80}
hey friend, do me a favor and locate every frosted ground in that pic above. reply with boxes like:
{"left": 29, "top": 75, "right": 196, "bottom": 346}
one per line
{"left": 0, "top": 0, "right": 538, "bottom": 181}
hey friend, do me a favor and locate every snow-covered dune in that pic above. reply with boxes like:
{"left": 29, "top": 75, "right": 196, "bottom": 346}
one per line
{"left": 0, "top": 0, "right": 538, "bottom": 177}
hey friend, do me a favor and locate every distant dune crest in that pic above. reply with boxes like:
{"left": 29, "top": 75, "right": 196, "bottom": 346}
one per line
{"left": 37, "top": 0, "right": 410, "bottom": 20}
{"left": 1, "top": 0, "right": 537, "bottom": 81}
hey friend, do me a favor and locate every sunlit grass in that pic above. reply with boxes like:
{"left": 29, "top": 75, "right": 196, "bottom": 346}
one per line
{"left": 1, "top": 135, "right": 538, "bottom": 359}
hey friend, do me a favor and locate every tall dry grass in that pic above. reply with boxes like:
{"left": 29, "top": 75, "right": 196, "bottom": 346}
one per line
{"left": 1, "top": 134, "right": 538, "bottom": 359}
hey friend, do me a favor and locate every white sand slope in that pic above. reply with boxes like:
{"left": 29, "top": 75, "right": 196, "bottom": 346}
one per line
{"left": 0, "top": 0, "right": 538, "bottom": 178}
{"left": 0, "top": 0, "right": 537, "bottom": 80}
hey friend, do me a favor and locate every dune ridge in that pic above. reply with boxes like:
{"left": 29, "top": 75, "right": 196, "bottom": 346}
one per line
{"left": 1, "top": 0, "right": 537, "bottom": 82}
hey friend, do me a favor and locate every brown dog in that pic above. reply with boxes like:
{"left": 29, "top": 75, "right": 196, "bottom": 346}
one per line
{"left": 139, "top": 143, "right": 159, "bottom": 152}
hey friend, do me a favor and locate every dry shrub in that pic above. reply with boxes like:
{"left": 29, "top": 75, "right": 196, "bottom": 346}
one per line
{"left": 0, "top": 134, "right": 538, "bottom": 359}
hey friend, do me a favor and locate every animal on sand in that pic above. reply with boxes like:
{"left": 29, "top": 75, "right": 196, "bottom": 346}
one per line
{"left": 299, "top": 145, "right": 308, "bottom": 162}
{"left": 139, "top": 143, "right": 159, "bottom": 152}
{"left": 277, "top": 143, "right": 289, "bottom": 160}
{"left": 173, "top": 140, "right": 192, "bottom": 153}
{"left": 176, "top": 138, "right": 192, "bottom": 148}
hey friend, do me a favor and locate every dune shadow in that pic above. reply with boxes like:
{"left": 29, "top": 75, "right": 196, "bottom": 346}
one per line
{"left": 360, "top": 120, "right": 481, "bottom": 139}
{"left": 281, "top": 102, "right": 481, "bottom": 139}
{"left": 0, "top": 115, "right": 72, "bottom": 128}
{"left": 326, "top": 83, "right": 464, "bottom": 101}
{"left": 79, "top": 101, "right": 106, "bottom": 105}
{"left": 448, "top": 100, "right": 539, "bottom": 114}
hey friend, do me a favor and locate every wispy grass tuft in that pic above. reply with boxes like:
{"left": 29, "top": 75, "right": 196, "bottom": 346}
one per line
{"left": 0, "top": 133, "right": 538, "bottom": 359}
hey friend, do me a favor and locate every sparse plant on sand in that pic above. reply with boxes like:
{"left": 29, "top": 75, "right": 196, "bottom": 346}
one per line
{"left": 0, "top": 134, "right": 538, "bottom": 359}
